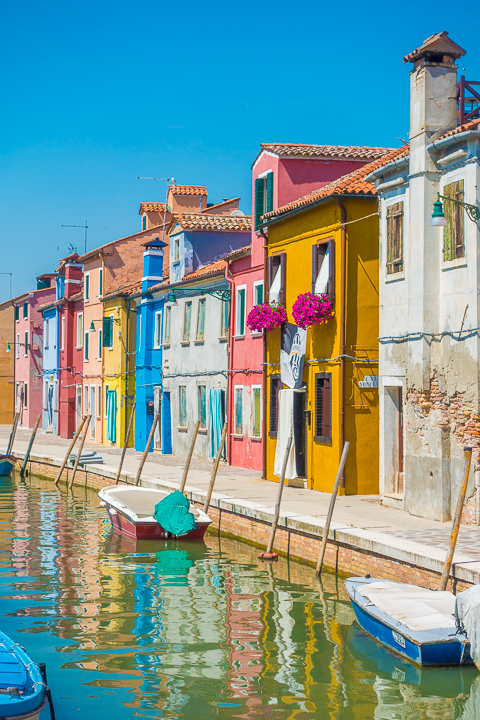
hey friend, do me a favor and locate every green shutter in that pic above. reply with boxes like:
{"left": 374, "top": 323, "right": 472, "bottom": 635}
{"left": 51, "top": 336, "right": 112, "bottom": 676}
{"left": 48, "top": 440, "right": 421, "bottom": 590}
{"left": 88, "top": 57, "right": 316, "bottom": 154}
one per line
{"left": 266, "top": 172, "right": 274, "bottom": 214}
{"left": 255, "top": 178, "right": 264, "bottom": 229}
{"left": 23, "top": 302, "right": 28, "bottom": 318}
{"left": 102, "top": 317, "right": 112, "bottom": 347}
{"left": 14, "top": 306, "right": 19, "bottom": 321}
{"left": 443, "top": 180, "right": 465, "bottom": 261}
{"left": 85, "top": 332, "right": 89, "bottom": 360}
{"left": 238, "top": 289, "right": 246, "bottom": 335}
{"left": 253, "top": 387, "right": 261, "bottom": 437}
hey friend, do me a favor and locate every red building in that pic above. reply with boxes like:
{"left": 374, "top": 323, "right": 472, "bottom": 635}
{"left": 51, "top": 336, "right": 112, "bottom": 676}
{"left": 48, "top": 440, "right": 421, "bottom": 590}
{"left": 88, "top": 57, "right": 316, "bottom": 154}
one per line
{"left": 56, "top": 255, "right": 84, "bottom": 439}
{"left": 227, "top": 143, "right": 391, "bottom": 472}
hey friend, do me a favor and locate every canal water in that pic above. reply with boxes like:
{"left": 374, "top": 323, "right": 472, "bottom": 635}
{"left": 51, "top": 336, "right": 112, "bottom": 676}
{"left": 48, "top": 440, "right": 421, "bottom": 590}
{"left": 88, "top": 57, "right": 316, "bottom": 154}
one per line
{"left": 1, "top": 474, "right": 479, "bottom": 719}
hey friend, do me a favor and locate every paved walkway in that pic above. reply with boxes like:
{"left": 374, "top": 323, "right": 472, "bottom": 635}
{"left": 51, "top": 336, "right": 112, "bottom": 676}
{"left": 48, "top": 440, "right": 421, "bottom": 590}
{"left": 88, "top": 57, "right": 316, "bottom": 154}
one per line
{"left": 3, "top": 425, "right": 480, "bottom": 562}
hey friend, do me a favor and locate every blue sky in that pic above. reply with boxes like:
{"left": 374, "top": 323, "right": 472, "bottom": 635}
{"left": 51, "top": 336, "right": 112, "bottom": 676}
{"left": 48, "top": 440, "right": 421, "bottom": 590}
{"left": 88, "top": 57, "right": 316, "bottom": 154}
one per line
{"left": 1, "top": 0, "right": 478, "bottom": 302}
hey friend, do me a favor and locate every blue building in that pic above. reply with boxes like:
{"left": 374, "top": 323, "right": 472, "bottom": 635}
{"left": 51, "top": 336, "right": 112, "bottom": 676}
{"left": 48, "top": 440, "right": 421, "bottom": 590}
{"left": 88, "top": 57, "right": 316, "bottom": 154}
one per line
{"left": 40, "top": 302, "right": 59, "bottom": 434}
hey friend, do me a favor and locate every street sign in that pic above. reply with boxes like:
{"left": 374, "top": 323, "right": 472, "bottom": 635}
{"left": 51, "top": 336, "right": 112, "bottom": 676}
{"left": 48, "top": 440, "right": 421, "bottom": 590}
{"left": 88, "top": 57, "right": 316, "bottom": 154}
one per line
{"left": 359, "top": 375, "right": 379, "bottom": 388}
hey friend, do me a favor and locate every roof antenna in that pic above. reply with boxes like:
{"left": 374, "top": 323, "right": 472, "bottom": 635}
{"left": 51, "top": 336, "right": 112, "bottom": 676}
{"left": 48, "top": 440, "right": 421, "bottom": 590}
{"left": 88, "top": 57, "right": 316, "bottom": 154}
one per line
{"left": 61, "top": 222, "right": 88, "bottom": 254}
{"left": 138, "top": 176, "right": 176, "bottom": 242}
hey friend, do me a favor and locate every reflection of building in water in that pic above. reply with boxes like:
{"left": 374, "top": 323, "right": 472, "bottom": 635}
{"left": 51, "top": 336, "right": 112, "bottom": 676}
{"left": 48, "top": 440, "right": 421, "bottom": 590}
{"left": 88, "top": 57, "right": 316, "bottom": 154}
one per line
{"left": 373, "top": 677, "right": 462, "bottom": 720}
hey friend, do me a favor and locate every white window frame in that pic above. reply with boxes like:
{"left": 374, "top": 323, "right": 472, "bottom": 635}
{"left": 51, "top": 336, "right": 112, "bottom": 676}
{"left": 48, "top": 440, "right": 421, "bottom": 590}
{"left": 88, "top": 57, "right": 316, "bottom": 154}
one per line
{"left": 16, "top": 333, "right": 20, "bottom": 358}
{"left": 233, "top": 385, "right": 244, "bottom": 436}
{"left": 76, "top": 313, "right": 83, "bottom": 349}
{"left": 61, "top": 316, "right": 65, "bottom": 351}
{"left": 250, "top": 384, "right": 263, "bottom": 439}
{"left": 84, "top": 385, "right": 89, "bottom": 415}
{"left": 97, "top": 385, "right": 102, "bottom": 418}
{"left": 235, "top": 285, "right": 247, "bottom": 337}
{"left": 23, "top": 381, "right": 28, "bottom": 409}
{"left": 43, "top": 380, "right": 49, "bottom": 411}
{"left": 84, "top": 272, "right": 90, "bottom": 302}
{"left": 104, "top": 384, "right": 109, "bottom": 419}
{"left": 44, "top": 319, "right": 49, "bottom": 349}
{"left": 253, "top": 280, "right": 264, "bottom": 306}
{"left": 164, "top": 305, "right": 171, "bottom": 345}
{"left": 24, "top": 331, "right": 29, "bottom": 357}
{"left": 154, "top": 310, "right": 162, "bottom": 349}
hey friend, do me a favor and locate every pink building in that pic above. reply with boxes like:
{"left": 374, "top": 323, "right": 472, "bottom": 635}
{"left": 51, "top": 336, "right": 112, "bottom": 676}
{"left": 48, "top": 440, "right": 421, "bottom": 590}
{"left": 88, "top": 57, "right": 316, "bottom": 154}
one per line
{"left": 13, "top": 275, "right": 56, "bottom": 428}
{"left": 227, "top": 143, "right": 391, "bottom": 472}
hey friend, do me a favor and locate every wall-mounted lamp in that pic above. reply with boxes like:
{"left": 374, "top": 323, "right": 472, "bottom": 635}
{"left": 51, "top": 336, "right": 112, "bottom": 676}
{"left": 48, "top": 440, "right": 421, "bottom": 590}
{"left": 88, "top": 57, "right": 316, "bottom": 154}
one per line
{"left": 431, "top": 192, "right": 480, "bottom": 226}
{"left": 169, "top": 289, "right": 178, "bottom": 306}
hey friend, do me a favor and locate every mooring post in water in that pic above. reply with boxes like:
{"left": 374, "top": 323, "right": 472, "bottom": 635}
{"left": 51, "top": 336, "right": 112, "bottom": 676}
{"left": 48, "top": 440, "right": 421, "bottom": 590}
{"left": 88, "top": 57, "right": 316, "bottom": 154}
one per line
{"left": 316, "top": 441, "right": 350, "bottom": 576}
{"left": 439, "top": 447, "right": 473, "bottom": 592}
{"left": 135, "top": 413, "right": 160, "bottom": 486}
{"left": 259, "top": 436, "right": 293, "bottom": 561}
{"left": 179, "top": 421, "right": 200, "bottom": 494}
{"left": 54, "top": 415, "right": 88, "bottom": 486}
{"left": 203, "top": 423, "right": 228, "bottom": 513}
{"left": 20, "top": 414, "right": 41, "bottom": 477}
{"left": 6, "top": 410, "right": 20, "bottom": 456}
{"left": 115, "top": 402, "right": 136, "bottom": 485}
{"left": 68, "top": 415, "right": 92, "bottom": 490}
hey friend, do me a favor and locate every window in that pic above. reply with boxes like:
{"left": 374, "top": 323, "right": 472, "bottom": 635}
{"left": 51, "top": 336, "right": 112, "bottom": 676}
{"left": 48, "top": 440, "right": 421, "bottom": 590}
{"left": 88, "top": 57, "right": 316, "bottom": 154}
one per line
{"left": 24, "top": 382, "right": 28, "bottom": 409}
{"left": 164, "top": 305, "right": 171, "bottom": 344}
{"left": 90, "top": 386, "right": 96, "bottom": 427}
{"left": 104, "top": 385, "right": 109, "bottom": 419}
{"left": 103, "top": 315, "right": 114, "bottom": 348}
{"left": 24, "top": 331, "right": 28, "bottom": 356}
{"left": 43, "top": 380, "right": 48, "bottom": 411}
{"left": 196, "top": 299, "right": 206, "bottom": 340}
{"left": 253, "top": 281, "right": 264, "bottom": 306}
{"left": 443, "top": 179, "right": 465, "bottom": 261}
{"left": 254, "top": 171, "right": 274, "bottom": 229}
{"left": 97, "top": 385, "right": 102, "bottom": 417}
{"left": 386, "top": 203, "right": 404, "bottom": 274}
{"left": 174, "top": 236, "right": 180, "bottom": 262}
{"left": 98, "top": 268, "right": 103, "bottom": 297}
{"left": 312, "top": 239, "right": 335, "bottom": 295}
{"left": 315, "top": 373, "right": 332, "bottom": 443}
{"left": 76, "top": 313, "right": 83, "bottom": 348}
{"left": 53, "top": 318, "right": 56, "bottom": 349}
{"left": 179, "top": 386, "right": 187, "bottom": 427}
{"left": 14, "top": 305, "right": 19, "bottom": 322}
{"left": 154, "top": 310, "right": 162, "bottom": 349}
{"left": 15, "top": 334, "right": 20, "bottom": 358}
{"left": 252, "top": 386, "right": 262, "bottom": 438}
{"left": 197, "top": 385, "right": 206, "bottom": 429}
{"left": 183, "top": 302, "right": 192, "bottom": 342}
{"left": 235, "top": 286, "right": 246, "bottom": 336}
{"left": 84, "top": 385, "right": 89, "bottom": 414}
{"left": 23, "top": 302, "right": 28, "bottom": 318}
{"left": 142, "top": 215, "right": 146, "bottom": 231}
{"left": 44, "top": 319, "right": 49, "bottom": 349}
{"left": 220, "top": 300, "right": 229, "bottom": 338}
{"left": 61, "top": 316, "right": 65, "bottom": 351}
{"left": 85, "top": 273, "right": 90, "bottom": 301}
{"left": 54, "top": 379, "right": 58, "bottom": 411}
{"left": 98, "top": 329, "right": 102, "bottom": 359}
{"left": 234, "top": 387, "right": 243, "bottom": 435}
{"left": 269, "top": 375, "right": 282, "bottom": 438}
{"left": 84, "top": 331, "right": 89, "bottom": 361}
{"left": 268, "top": 254, "right": 286, "bottom": 305}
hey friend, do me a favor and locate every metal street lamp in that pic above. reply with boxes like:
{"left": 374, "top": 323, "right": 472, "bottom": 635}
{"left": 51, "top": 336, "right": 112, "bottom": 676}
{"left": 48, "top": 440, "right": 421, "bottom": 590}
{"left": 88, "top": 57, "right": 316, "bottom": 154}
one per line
{"left": 431, "top": 192, "right": 480, "bottom": 226}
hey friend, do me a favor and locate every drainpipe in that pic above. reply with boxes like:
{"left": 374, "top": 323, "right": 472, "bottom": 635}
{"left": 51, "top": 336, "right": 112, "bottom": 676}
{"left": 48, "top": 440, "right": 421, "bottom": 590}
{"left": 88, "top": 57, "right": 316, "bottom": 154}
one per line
{"left": 125, "top": 297, "right": 130, "bottom": 443}
{"left": 336, "top": 199, "right": 347, "bottom": 489}
{"left": 260, "top": 228, "right": 268, "bottom": 481}
{"left": 224, "top": 262, "right": 234, "bottom": 464}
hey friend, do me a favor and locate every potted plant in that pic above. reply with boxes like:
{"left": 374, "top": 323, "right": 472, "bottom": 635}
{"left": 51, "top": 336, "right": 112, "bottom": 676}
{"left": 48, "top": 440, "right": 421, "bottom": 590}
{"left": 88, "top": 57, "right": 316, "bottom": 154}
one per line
{"left": 291, "top": 292, "right": 333, "bottom": 330}
{"left": 246, "top": 302, "right": 287, "bottom": 332}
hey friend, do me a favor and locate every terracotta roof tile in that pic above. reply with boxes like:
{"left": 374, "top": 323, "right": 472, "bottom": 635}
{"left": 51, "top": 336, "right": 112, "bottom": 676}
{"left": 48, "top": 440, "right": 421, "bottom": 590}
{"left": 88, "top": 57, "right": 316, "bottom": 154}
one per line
{"left": 139, "top": 202, "right": 167, "bottom": 214}
{"left": 403, "top": 31, "right": 466, "bottom": 64}
{"left": 183, "top": 259, "right": 226, "bottom": 280}
{"left": 102, "top": 278, "right": 157, "bottom": 300}
{"left": 173, "top": 213, "right": 251, "bottom": 232}
{"left": 258, "top": 143, "right": 394, "bottom": 161}
{"left": 168, "top": 185, "right": 207, "bottom": 196}
{"left": 68, "top": 291, "right": 84, "bottom": 303}
{"left": 438, "top": 116, "right": 480, "bottom": 139}
{"left": 264, "top": 147, "right": 404, "bottom": 221}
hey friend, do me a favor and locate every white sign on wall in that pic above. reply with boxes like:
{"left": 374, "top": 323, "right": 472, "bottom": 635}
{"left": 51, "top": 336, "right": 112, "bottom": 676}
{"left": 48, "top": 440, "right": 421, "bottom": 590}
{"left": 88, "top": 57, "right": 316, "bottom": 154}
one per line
{"left": 359, "top": 375, "right": 379, "bottom": 388}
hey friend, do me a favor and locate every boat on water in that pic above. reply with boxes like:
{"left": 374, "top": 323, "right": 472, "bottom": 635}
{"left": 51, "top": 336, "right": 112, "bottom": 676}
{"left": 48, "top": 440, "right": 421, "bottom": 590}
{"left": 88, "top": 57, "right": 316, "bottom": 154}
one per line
{"left": 0, "top": 630, "right": 49, "bottom": 719}
{"left": 0, "top": 455, "right": 17, "bottom": 477}
{"left": 345, "top": 576, "right": 473, "bottom": 667}
{"left": 98, "top": 485, "right": 212, "bottom": 541}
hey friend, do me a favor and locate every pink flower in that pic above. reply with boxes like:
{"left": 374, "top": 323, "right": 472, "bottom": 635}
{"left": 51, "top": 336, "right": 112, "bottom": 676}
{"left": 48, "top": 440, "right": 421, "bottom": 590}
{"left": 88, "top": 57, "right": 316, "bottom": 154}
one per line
{"left": 291, "top": 292, "right": 333, "bottom": 329}
{"left": 246, "top": 303, "right": 287, "bottom": 332}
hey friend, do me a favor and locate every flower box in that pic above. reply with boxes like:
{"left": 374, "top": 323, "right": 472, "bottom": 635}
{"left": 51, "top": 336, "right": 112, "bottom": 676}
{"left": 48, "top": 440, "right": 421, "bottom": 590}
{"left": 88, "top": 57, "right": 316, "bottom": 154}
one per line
{"left": 246, "top": 302, "right": 287, "bottom": 333}
{"left": 291, "top": 292, "right": 333, "bottom": 330}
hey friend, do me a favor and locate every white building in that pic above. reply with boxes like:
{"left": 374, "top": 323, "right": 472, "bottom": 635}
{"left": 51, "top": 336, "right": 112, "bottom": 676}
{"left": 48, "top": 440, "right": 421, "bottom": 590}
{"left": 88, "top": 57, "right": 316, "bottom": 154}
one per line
{"left": 367, "top": 32, "right": 480, "bottom": 522}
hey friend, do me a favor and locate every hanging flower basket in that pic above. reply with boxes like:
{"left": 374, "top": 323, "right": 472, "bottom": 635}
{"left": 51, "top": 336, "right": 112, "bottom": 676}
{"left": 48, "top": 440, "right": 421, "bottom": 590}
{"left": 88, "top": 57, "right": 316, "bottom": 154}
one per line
{"left": 246, "top": 302, "right": 287, "bottom": 332}
{"left": 291, "top": 292, "right": 333, "bottom": 330}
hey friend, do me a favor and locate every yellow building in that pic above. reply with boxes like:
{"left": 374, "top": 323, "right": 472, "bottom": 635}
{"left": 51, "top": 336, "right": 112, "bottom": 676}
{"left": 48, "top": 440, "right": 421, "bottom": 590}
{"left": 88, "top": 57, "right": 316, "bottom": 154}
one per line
{"left": 101, "top": 282, "right": 139, "bottom": 448}
{"left": 262, "top": 164, "right": 381, "bottom": 495}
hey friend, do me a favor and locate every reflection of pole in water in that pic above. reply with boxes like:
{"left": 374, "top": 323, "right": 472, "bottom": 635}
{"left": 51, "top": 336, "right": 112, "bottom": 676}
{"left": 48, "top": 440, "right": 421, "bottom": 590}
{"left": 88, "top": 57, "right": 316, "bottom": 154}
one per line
{"left": 317, "top": 576, "right": 349, "bottom": 716}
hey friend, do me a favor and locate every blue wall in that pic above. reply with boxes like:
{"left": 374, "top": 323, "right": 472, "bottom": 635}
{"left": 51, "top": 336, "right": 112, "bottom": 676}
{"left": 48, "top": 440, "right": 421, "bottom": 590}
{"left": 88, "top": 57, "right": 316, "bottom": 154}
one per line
{"left": 41, "top": 306, "right": 59, "bottom": 434}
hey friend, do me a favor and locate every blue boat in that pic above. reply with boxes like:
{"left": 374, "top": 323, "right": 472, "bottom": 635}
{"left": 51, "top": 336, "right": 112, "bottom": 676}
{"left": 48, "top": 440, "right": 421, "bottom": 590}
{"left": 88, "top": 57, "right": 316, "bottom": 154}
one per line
{"left": 0, "top": 630, "right": 49, "bottom": 718}
{"left": 345, "top": 576, "right": 472, "bottom": 667}
{"left": 0, "top": 456, "right": 17, "bottom": 477}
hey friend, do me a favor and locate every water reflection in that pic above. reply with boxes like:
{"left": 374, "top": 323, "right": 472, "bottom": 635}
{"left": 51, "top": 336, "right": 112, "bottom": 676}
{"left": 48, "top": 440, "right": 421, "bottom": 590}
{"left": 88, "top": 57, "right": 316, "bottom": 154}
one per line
{"left": 0, "top": 474, "right": 479, "bottom": 719}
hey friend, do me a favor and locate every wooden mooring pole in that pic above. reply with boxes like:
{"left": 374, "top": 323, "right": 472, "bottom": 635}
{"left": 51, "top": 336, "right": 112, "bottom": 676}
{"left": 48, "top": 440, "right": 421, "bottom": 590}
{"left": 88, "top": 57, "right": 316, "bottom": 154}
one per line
{"left": 439, "top": 447, "right": 472, "bottom": 592}
{"left": 316, "top": 441, "right": 350, "bottom": 576}
{"left": 179, "top": 421, "right": 200, "bottom": 494}
{"left": 68, "top": 415, "right": 92, "bottom": 490}
{"left": 54, "top": 415, "right": 88, "bottom": 486}
{"left": 7, "top": 411, "right": 20, "bottom": 456}
{"left": 135, "top": 413, "right": 160, "bottom": 486}
{"left": 115, "top": 402, "right": 136, "bottom": 485}
{"left": 20, "top": 414, "right": 41, "bottom": 477}
{"left": 259, "top": 436, "right": 293, "bottom": 561}
{"left": 203, "top": 423, "right": 228, "bottom": 514}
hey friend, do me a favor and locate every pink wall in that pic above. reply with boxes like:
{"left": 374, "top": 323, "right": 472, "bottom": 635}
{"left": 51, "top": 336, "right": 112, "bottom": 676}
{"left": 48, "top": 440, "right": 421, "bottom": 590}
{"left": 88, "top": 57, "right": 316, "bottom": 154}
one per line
{"left": 14, "top": 286, "right": 56, "bottom": 429}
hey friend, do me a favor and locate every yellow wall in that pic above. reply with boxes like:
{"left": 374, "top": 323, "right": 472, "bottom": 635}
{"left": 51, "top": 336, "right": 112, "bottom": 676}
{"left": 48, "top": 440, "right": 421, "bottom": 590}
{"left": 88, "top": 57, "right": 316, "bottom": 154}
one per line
{"left": 266, "top": 198, "right": 379, "bottom": 495}
{"left": 102, "top": 298, "right": 136, "bottom": 448}
{"left": 0, "top": 302, "right": 14, "bottom": 424}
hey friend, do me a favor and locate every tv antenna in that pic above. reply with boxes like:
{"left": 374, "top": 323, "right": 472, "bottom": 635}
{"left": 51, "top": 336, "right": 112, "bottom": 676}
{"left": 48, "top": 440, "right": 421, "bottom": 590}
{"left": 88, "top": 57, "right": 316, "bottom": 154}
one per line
{"left": 138, "top": 176, "right": 176, "bottom": 243}
{"left": 61, "top": 221, "right": 88, "bottom": 254}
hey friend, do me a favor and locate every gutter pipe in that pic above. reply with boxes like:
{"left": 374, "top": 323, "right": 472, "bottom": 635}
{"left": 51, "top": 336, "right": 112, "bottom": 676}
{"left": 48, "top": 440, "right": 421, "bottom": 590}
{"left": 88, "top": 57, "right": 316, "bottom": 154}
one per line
{"left": 224, "top": 262, "right": 234, "bottom": 465}
{"left": 125, "top": 297, "right": 130, "bottom": 443}
{"left": 260, "top": 229, "right": 268, "bottom": 481}
{"left": 336, "top": 199, "right": 347, "bottom": 489}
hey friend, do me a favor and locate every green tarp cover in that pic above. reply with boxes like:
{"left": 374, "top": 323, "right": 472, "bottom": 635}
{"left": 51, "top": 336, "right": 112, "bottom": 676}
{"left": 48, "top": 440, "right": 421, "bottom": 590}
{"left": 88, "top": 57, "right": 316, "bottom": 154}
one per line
{"left": 154, "top": 491, "right": 197, "bottom": 536}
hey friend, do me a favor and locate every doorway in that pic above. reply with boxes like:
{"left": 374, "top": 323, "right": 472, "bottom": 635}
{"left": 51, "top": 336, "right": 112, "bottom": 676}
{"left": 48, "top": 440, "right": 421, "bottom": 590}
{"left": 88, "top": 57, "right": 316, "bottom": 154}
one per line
{"left": 293, "top": 390, "right": 307, "bottom": 479}
{"left": 75, "top": 385, "right": 82, "bottom": 431}
{"left": 90, "top": 386, "right": 96, "bottom": 440}
{"left": 154, "top": 386, "right": 162, "bottom": 450}
{"left": 384, "top": 386, "right": 404, "bottom": 494}
{"left": 163, "top": 391, "right": 172, "bottom": 454}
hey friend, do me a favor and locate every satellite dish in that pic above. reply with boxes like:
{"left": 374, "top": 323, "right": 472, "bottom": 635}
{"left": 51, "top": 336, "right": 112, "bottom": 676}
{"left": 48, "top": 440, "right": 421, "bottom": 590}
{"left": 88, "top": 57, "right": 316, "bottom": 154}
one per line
{"left": 230, "top": 210, "right": 245, "bottom": 216}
